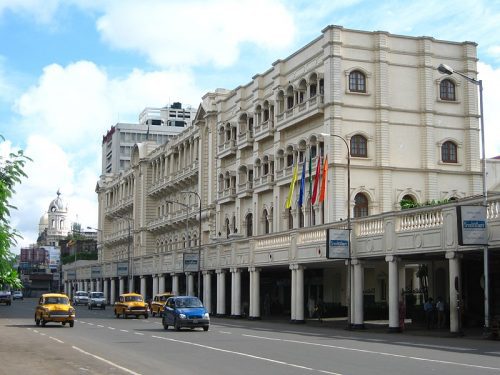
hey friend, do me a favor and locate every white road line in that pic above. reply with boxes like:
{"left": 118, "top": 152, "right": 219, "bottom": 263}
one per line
{"left": 134, "top": 332, "right": 144, "bottom": 336}
{"left": 242, "top": 334, "right": 281, "bottom": 341}
{"left": 120, "top": 329, "right": 129, "bottom": 332}
{"left": 39, "top": 333, "right": 46, "bottom": 336}
{"left": 394, "top": 341, "right": 473, "bottom": 351}
{"left": 108, "top": 327, "right": 115, "bottom": 330}
{"left": 33, "top": 329, "right": 38, "bottom": 333}
{"left": 151, "top": 335, "right": 342, "bottom": 375}
{"left": 97, "top": 325, "right": 104, "bottom": 328}
{"left": 49, "top": 336, "right": 64, "bottom": 344}
{"left": 87, "top": 323, "right": 94, "bottom": 326}
{"left": 219, "top": 331, "right": 232, "bottom": 334}
{"left": 280, "top": 338, "right": 500, "bottom": 372}
{"left": 72, "top": 346, "right": 142, "bottom": 375}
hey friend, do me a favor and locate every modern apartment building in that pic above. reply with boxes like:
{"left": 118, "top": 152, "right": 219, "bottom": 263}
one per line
{"left": 101, "top": 102, "right": 196, "bottom": 174}
{"left": 66, "top": 26, "right": 500, "bottom": 333}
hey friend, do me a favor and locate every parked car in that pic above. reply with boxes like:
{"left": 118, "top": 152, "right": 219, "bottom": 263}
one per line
{"left": 150, "top": 292, "right": 175, "bottom": 317}
{"left": 162, "top": 296, "right": 209, "bottom": 331}
{"left": 0, "top": 290, "right": 12, "bottom": 305}
{"left": 88, "top": 291, "right": 106, "bottom": 310}
{"left": 12, "top": 291, "right": 23, "bottom": 300}
{"left": 35, "top": 293, "right": 75, "bottom": 327}
{"left": 114, "top": 293, "right": 149, "bottom": 319}
{"left": 72, "top": 291, "right": 89, "bottom": 306}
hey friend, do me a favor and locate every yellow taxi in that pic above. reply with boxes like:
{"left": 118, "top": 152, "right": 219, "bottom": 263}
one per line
{"left": 114, "top": 293, "right": 149, "bottom": 319}
{"left": 35, "top": 293, "right": 75, "bottom": 327}
{"left": 150, "top": 292, "right": 175, "bottom": 317}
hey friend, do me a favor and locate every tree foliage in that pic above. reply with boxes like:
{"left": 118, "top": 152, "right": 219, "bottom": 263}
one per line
{"left": 0, "top": 136, "right": 31, "bottom": 288}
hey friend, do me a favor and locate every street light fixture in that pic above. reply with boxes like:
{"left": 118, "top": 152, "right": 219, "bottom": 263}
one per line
{"left": 180, "top": 191, "right": 202, "bottom": 299}
{"left": 437, "top": 63, "right": 490, "bottom": 332}
{"left": 320, "top": 132, "right": 352, "bottom": 329}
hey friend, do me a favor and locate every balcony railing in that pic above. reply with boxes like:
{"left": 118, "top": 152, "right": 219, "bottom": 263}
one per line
{"left": 253, "top": 120, "right": 274, "bottom": 141}
{"left": 237, "top": 132, "right": 253, "bottom": 149}
{"left": 217, "top": 139, "right": 236, "bottom": 158}
{"left": 276, "top": 95, "right": 324, "bottom": 132}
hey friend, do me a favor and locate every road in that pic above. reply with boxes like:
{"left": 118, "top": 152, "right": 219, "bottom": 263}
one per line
{"left": 0, "top": 299, "right": 499, "bottom": 375}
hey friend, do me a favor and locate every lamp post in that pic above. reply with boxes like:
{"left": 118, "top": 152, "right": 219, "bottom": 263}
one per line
{"left": 180, "top": 191, "right": 202, "bottom": 299}
{"left": 111, "top": 215, "right": 133, "bottom": 293}
{"left": 321, "top": 133, "right": 352, "bottom": 328}
{"left": 437, "top": 63, "right": 489, "bottom": 332}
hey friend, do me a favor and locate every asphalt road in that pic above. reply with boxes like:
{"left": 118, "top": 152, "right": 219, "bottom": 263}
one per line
{"left": 1, "top": 299, "right": 499, "bottom": 375}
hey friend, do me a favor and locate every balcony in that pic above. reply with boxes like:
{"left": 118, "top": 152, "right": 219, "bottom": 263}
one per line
{"left": 253, "top": 120, "right": 274, "bottom": 142}
{"left": 148, "top": 160, "right": 198, "bottom": 197}
{"left": 217, "top": 139, "right": 236, "bottom": 159}
{"left": 104, "top": 195, "right": 134, "bottom": 216}
{"left": 276, "top": 95, "right": 324, "bottom": 132}
{"left": 275, "top": 165, "right": 294, "bottom": 185}
{"left": 253, "top": 174, "right": 275, "bottom": 192}
{"left": 217, "top": 187, "right": 236, "bottom": 204}
{"left": 237, "top": 181, "right": 253, "bottom": 198}
{"left": 237, "top": 131, "right": 253, "bottom": 150}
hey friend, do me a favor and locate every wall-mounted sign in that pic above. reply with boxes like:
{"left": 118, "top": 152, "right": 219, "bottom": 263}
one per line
{"left": 91, "top": 266, "right": 101, "bottom": 278}
{"left": 183, "top": 253, "right": 199, "bottom": 272}
{"left": 66, "top": 270, "right": 76, "bottom": 280}
{"left": 326, "top": 229, "right": 350, "bottom": 259}
{"left": 457, "top": 205, "right": 488, "bottom": 246}
{"left": 117, "top": 262, "right": 129, "bottom": 276}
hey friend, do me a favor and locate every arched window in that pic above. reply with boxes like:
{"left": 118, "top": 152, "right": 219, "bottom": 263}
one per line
{"left": 299, "top": 209, "right": 304, "bottom": 228}
{"left": 442, "top": 141, "right": 457, "bottom": 163}
{"left": 400, "top": 194, "right": 416, "bottom": 209}
{"left": 354, "top": 193, "right": 369, "bottom": 218}
{"left": 440, "top": 79, "right": 455, "bottom": 101}
{"left": 350, "top": 135, "right": 367, "bottom": 157}
{"left": 225, "top": 218, "right": 230, "bottom": 238}
{"left": 288, "top": 208, "right": 293, "bottom": 230}
{"left": 263, "top": 209, "right": 270, "bottom": 234}
{"left": 246, "top": 213, "right": 253, "bottom": 237}
{"left": 349, "top": 70, "right": 366, "bottom": 93}
{"left": 232, "top": 216, "right": 236, "bottom": 234}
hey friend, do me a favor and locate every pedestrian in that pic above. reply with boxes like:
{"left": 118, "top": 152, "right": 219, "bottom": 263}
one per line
{"left": 399, "top": 300, "right": 406, "bottom": 331}
{"left": 424, "top": 297, "right": 434, "bottom": 329}
{"left": 315, "top": 299, "right": 324, "bottom": 322}
{"left": 436, "top": 297, "right": 446, "bottom": 329}
{"left": 308, "top": 297, "right": 315, "bottom": 319}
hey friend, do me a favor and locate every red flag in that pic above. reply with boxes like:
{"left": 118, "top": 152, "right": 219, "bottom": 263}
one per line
{"left": 311, "top": 155, "right": 321, "bottom": 204}
{"left": 319, "top": 155, "right": 328, "bottom": 203}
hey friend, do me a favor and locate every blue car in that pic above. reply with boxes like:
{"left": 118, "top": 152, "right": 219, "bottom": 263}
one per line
{"left": 162, "top": 296, "right": 210, "bottom": 331}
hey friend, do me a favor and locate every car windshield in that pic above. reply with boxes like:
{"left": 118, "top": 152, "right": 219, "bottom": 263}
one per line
{"left": 159, "top": 295, "right": 170, "bottom": 301}
{"left": 91, "top": 292, "right": 104, "bottom": 298}
{"left": 175, "top": 298, "right": 203, "bottom": 308}
{"left": 124, "top": 296, "right": 143, "bottom": 302}
{"left": 76, "top": 292, "right": 88, "bottom": 296}
{"left": 44, "top": 297, "right": 69, "bottom": 305}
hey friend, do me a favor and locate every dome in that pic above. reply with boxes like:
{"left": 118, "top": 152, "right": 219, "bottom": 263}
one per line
{"left": 39, "top": 212, "right": 48, "bottom": 226}
{"left": 48, "top": 190, "right": 67, "bottom": 213}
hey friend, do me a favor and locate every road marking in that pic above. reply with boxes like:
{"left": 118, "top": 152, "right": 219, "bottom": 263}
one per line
{"left": 134, "top": 332, "right": 144, "bottom": 336}
{"left": 120, "top": 329, "right": 129, "bottom": 333}
{"left": 97, "top": 325, "right": 104, "bottom": 328}
{"left": 49, "top": 336, "right": 64, "bottom": 344}
{"left": 72, "top": 346, "right": 142, "bottom": 375}
{"left": 219, "top": 331, "right": 232, "bottom": 334}
{"left": 243, "top": 334, "right": 281, "bottom": 341}
{"left": 151, "top": 335, "right": 342, "bottom": 375}
{"left": 108, "top": 327, "right": 115, "bottom": 330}
{"left": 87, "top": 323, "right": 94, "bottom": 326}
{"left": 33, "top": 329, "right": 39, "bottom": 333}
{"left": 39, "top": 333, "right": 46, "bottom": 336}
{"left": 79, "top": 321, "right": 86, "bottom": 324}
{"left": 394, "top": 341, "right": 473, "bottom": 351}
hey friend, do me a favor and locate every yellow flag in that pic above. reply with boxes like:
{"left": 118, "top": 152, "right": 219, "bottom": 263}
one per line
{"left": 285, "top": 161, "right": 299, "bottom": 208}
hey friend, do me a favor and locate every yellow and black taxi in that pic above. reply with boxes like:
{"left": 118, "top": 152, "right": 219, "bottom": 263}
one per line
{"left": 114, "top": 293, "right": 149, "bottom": 319}
{"left": 150, "top": 292, "right": 175, "bottom": 317}
{"left": 35, "top": 293, "right": 75, "bottom": 327}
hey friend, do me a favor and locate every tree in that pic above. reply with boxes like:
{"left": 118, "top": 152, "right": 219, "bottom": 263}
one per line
{"left": 0, "top": 136, "right": 31, "bottom": 288}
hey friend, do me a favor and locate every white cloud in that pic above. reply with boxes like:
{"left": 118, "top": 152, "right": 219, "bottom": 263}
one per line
{"left": 0, "top": 0, "right": 62, "bottom": 24}
{"left": 95, "top": 0, "right": 296, "bottom": 68}
{"left": 478, "top": 62, "right": 500, "bottom": 158}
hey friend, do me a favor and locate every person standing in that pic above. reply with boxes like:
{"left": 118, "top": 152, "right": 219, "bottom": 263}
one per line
{"left": 436, "top": 297, "right": 446, "bottom": 329}
{"left": 424, "top": 298, "right": 434, "bottom": 329}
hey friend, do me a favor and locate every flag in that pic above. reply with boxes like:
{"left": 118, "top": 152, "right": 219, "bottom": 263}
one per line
{"left": 298, "top": 159, "right": 306, "bottom": 207}
{"left": 311, "top": 155, "right": 321, "bottom": 204}
{"left": 319, "top": 155, "right": 328, "bottom": 203}
{"left": 308, "top": 149, "right": 313, "bottom": 198}
{"left": 285, "top": 161, "right": 299, "bottom": 208}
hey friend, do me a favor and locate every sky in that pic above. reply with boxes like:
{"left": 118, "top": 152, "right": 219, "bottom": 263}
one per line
{"left": 1, "top": 0, "right": 500, "bottom": 254}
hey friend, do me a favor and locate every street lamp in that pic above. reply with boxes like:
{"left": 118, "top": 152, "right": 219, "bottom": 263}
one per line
{"left": 111, "top": 215, "right": 133, "bottom": 293}
{"left": 437, "top": 63, "right": 490, "bottom": 332}
{"left": 180, "top": 191, "right": 202, "bottom": 299}
{"left": 320, "top": 133, "right": 352, "bottom": 328}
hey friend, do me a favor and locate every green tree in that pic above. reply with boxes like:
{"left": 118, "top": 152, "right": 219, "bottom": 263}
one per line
{"left": 0, "top": 136, "right": 31, "bottom": 288}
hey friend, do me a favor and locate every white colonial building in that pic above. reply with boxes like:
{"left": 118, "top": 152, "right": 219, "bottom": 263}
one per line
{"left": 64, "top": 25, "right": 500, "bottom": 334}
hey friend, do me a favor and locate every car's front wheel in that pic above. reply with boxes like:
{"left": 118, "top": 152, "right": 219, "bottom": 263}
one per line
{"left": 69, "top": 321, "right": 74, "bottom": 328}
{"left": 35, "top": 316, "right": 40, "bottom": 326}
{"left": 41, "top": 318, "right": 46, "bottom": 327}
{"left": 203, "top": 326, "right": 209, "bottom": 332}
{"left": 115, "top": 309, "right": 120, "bottom": 318}
{"left": 174, "top": 319, "right": 181, "bottom": 331}
{"left": 162, "top": 319, "right": 168, "bottom": 330}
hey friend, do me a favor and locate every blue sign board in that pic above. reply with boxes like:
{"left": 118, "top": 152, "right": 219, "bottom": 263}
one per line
{"left": 326, "top": 229, "right": 350, "bottom": 259}
{"left": 457, "top": 205, "right": 488, "bottom": 246}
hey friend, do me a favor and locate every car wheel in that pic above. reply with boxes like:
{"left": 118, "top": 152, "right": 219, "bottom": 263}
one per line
{"left": 88, "top": 305, "right": 91, "bottom": 310}
{"left": 41, "top": 319, "right": 46, "bottom": 327}
{"left": 203, "top": 326, "right": 209, "bottom": 332}
{"left": 115, "top": 310, "right": 120, "bottom": 318}
{"left": 62, "top": 322, "right": 66, "bottom": 326}
{"left": 174, "top": 319, "right": 181, "bottom": 331}
{"left": 144, "top": 314, "right": 149, "bottom": 319}
{"left": 152, "top": 310, "right": 156, "bottom": 317}
{"left": 35, "top": 316, "right": 40, "bottom": 326}
{"left": 102, "top": 306, "right": 105, "bottom": 310}
{"left": 69, "top": 321, "right": 74, "bottom": 328}
{"left": 162, "top": 318, "right": 168, "bottom": 330}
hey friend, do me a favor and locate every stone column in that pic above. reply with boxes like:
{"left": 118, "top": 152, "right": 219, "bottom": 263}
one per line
{"left": 90, "top": 279, "right": 95, "bottom": 292}
{"left": 172, "top": 274, "right": 179, "bottom": 295}
{"left": 128, "top": 276, "right": 134, "bottom": 294}
{"left": 140, "top": 276, "right": 146, "bottom": 298}
{"left": 353, "top": 260, "right": 364, "bottom": 329}
{"left": 447, "top": 251, "right": 462, "bottom": 334}
{"left": 231, "top": 268, "right": 241, "bottom": 317}
{"left": 152, "top": 275, "right": 159, "bottom": 297}
{"left": 296, "top": 265, "right": 305, "bottom": 323}
{"left": 119, "top": 277, "right": 125, "bottom": 296}
{"left": 249, "top": 267, "right": 260, "bottom": 319}
{"left": 203, "top": 271, "right": 212, "bottom": 313}
{"left": 103, "top": 279, "right": 109, "bottom": 304}
{"left": 216, "top": 269, "right": 226, "bottom": 316}
{"left": 290, "top": 265, "right": 296, "bottom": 321}
{"left": 110, "top": 278, "right": 116, "bottom": 304}
{"left": 386, "top": 255, "right": 400, "bottom": 332}
{"left": 159, "top": 274, "right": 165, "bottom": 294}
{"left": 187, "top": 273, "right": 194, "bottom": 296}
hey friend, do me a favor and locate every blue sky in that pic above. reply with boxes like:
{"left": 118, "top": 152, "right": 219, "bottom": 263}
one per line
{"left": 1, "top": 0, "right": 500, "bottom": 253}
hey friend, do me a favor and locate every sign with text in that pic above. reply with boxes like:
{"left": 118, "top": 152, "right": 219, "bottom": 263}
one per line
{"left": 117, "top": 262, "right": 129, "bottom": 276}
{"left": 183, "top": 253, "right": 199, "bottom": 272}
{"left": 326, "top": 229, "right": 350, "bottom": 259}
{"left": 457, "top": 205, "right": 488, "bottom": 246}
{"left": 66, "top": 270, "right": 76, "bottom": 280}
{"left": 91, "top": 266, "right": 101, "bottom": 278}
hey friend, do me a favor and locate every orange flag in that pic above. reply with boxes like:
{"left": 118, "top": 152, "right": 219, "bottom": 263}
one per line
{"left": 319, "top": 155, "right": 328, "bottom": 203}
{"left": 311, "top": 155, "right": 321, "bottom": 204}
